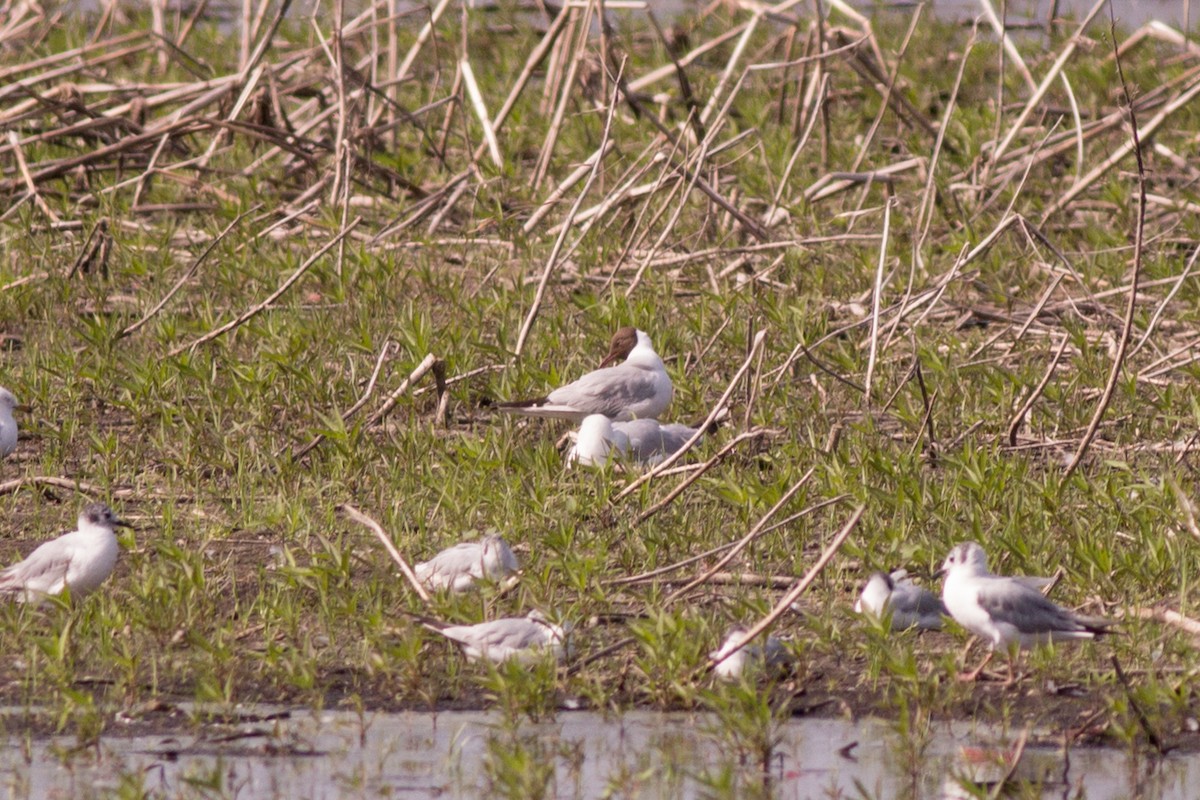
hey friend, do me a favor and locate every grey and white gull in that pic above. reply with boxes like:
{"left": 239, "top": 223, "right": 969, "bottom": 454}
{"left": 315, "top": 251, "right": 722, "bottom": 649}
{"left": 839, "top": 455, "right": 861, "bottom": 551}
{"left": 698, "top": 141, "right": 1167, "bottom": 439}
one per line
{"left": 939, "top": 541, "right": 1115, "bottom": 683}
{"left": 413, "top": 534, "right": 519, "bottom": 593}
{"left": 418, "top": 610, "right": 570, "bottom": 664}
{"left": 0, "top": 387, "right": 26, "bottom": 459}
{"left": 710, "top": 626, "right": 791, "bottom": 680}
{"left": 496, "top": 328, "right": 672, "bottom": 422}
{"left": 0, "top": 503, "right": 130, "bottom": 604}
{"left": 566, "top": 414, "right": 702, "bottom": 467}
{"left": 856, "top": 570, "right": 947, "bottom": 631}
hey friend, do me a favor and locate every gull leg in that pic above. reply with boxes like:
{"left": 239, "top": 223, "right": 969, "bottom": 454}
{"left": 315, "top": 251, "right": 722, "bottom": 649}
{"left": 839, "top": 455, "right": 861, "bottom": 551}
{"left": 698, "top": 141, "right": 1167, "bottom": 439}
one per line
{"left": 957, "top": 651, "right": 994, "bottom": 682}
{"left": 1001, "top": 653, "right": 1018, "bottom": 687}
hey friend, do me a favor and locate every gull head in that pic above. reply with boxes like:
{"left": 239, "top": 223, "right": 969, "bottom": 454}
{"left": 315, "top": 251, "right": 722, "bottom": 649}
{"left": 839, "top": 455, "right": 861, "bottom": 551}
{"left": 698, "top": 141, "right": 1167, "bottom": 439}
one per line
{"left": 940, "top": 541, "right": 989, "bottom": 578}
{"left": 0, "top": 388, "right": 19, "bottom": 414}
{"left": 79, "top": 502, "right": 130, "bottom": 533}
{"left": 855, "top": 571, "right": 894, "bottom": 615}
{"left": 578, "top": 413, "right": 615, "bottom": 444}
{"left": 599, "top": 326, "right": 640, "bottom": 367}
{"left": 527, "top": 609, "right": 574, "bottom": 655}
{"left": 710, "top": 625, "right": 752, "bottom": 679}
{"left": 481, "top": 534, "right": 520, "bottom": 574}
{"left": 568, "top": 414, "right": 620, "bottom": 466}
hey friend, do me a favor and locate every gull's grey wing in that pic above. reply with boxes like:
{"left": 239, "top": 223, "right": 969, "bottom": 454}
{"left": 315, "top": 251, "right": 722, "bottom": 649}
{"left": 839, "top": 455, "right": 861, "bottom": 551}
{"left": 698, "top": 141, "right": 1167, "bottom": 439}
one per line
{"left": 657, "top": 422, "right": 700, "bottom": 449}
{"left": 548, "top": 365, "right": 659, "bottom": 418}
{"left": 892, "top": 582, "right": 948, "bottom": 617}
{"left": 0, "top": 540, "right": 72, "bottom": 597}
{"left": 446, "top": 618, "right": 546, "bottom": 651}
{"left": 420, "top": 542, "right": 483, "bottom": 576}
{"left": 975, "top": 579, "right": 1097, "bottom": 635}
{"left": 614, "top": 420, "right": 698, "bottom": 463}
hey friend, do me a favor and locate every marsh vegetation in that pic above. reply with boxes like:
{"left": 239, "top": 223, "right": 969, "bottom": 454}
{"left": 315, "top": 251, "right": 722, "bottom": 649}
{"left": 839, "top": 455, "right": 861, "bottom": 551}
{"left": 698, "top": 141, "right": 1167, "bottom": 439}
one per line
{"left": 2, "top": 0, "right": 1200, "bottom": 795}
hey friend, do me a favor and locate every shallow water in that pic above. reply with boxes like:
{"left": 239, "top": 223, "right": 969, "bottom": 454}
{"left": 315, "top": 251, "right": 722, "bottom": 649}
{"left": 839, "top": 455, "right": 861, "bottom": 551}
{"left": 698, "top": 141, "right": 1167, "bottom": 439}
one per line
{"left": 1, "top": 707, "right": 1196, "bottom": 799}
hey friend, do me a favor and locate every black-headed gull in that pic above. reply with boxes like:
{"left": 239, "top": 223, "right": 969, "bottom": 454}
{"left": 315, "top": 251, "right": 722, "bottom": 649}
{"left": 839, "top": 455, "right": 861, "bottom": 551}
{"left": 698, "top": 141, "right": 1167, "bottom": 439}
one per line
{"left": 413, "top": 534, "right": 519, "bottom": 592}
{"left": 497, "top": 327, "right": 672, "bottom": 422}
{"left": 0, "top": 503, "right": 130, "bottom": 603}
{"left": 0, "top": 387, "right": 28, "bottom": 458}
{"left": 418, "top": 610, "right": 570, "bottom": 664}
{"left": 939, "top": 541, "right": 1115, "bottom": 683}
{"left": 855, "top": 570, "right": 947, "bottom": 631}
{"left": 710, "top": 625, "right": 791, "bottom": 680}
{"left": 566, "top": 414, "right": 702, "bottom": 467}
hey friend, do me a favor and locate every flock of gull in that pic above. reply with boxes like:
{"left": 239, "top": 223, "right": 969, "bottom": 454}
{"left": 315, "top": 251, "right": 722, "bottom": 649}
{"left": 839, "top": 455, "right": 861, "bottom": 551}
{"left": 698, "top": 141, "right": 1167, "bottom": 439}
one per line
{"left": 0, "top": 328, "right": 1115, "bottom": 684}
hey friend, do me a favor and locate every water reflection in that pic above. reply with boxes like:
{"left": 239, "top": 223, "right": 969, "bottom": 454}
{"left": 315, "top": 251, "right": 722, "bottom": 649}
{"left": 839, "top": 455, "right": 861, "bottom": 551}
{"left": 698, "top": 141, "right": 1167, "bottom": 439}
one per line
{"left": 0, "top": 707, "right": 1196, "bottom": 798}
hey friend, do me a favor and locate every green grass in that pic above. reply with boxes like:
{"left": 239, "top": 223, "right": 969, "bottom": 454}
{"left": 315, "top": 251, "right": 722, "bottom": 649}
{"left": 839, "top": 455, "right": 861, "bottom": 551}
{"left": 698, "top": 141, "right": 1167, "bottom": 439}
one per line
{"left": 1, "top": 2, "right": 1199, "bottom": 784}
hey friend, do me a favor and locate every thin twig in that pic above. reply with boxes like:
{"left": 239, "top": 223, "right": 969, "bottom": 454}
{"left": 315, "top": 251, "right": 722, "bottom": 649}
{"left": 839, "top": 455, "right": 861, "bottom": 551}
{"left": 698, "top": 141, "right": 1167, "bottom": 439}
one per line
{"left": 338, "top": 503, "right": 430, "bottom": 605}
{"left": 708, "top": 506, "right": 863, "bottom": 672}
{"left": 663, "top": 467, "right": 816, "bottom": 605}
{"left": 119, "top": 207, "right": 257, "bottom": 339}
{"left": 1063, "top": 18, "right": 1146, "bottom": 478}
{"left": 167, "top": 217, "right": 362, "bottom": 357}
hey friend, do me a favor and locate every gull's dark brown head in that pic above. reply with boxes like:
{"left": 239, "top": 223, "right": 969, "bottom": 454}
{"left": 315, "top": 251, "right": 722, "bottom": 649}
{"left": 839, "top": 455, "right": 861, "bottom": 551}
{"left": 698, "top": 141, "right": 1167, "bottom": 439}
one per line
{"left": 599, "top": 327, "right": 638, "bottom": 367}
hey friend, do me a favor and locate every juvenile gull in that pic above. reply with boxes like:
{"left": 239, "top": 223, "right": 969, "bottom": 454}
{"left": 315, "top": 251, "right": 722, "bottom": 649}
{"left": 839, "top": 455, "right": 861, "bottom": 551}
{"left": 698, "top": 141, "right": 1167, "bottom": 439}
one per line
{"left": 413, "top": 534, "right": 519, "bottom": 593}
{"left": 418, "top": 610, "right": 569, "bottom": 664}
{"left": 939, "top": 541, "right": 1115, "bottom": 683}
{"left": 566, "top": 414, "right": 702, "bottom": 467}
{"left": 496, "top": 328, "right": 673, "bottom": 422}
{"left": 0, "top": 387, "right": 26, "bottom": 458}
{"left": 0, "top": 503, "right": 130, "bottom": 603}
{"left": 855, "top": 570, "right": 947, "bottom": 631}
{"left": 710, "top": 626, "right": 791, "bottom": 680}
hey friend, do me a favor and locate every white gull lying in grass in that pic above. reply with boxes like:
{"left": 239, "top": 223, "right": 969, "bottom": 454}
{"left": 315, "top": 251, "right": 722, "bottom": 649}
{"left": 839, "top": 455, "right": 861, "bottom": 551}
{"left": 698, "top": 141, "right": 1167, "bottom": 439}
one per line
{"left": 413, "top": 534, "right": 519, "bottom": 593}
{"left": 418, "top": 610, "right": 570, "bottom": 664}
{"left": 710, "top": 626, "right": 791, "bottom": 680}
{"left": 566, "top": 414, "right": 703, "bottom": 467}
{"left": 855, "top": 569, "right": 947, "bottom": 631}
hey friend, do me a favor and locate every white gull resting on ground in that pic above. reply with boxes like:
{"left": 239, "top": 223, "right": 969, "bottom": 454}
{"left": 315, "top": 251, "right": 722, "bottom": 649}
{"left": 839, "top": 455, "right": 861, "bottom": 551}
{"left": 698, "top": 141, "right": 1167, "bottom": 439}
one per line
{"left": 710, "top": 626, "right": 791, "bottom": 680}
{"left": 0, "top": 503, "right": 130, "bottom": 604}
{"left": 939, "top": 541, "right": 1115, "bottom": 684}
{"left": 496, "top": 327, "right": 673, "bottom": 422}
{"left": 855, "top": 570, "right": 947, "bottom": 631}
{"left": 417, "top": 610, "right": 570, "bottom": 664}
{"left": 413, "top": 534, "right": 519, "bottom": 593}
{"left": 0, "top": 387, "right": 28, "bottom": 459}
{"left": 566, "top": 414, "right": 703, "bottom": 468}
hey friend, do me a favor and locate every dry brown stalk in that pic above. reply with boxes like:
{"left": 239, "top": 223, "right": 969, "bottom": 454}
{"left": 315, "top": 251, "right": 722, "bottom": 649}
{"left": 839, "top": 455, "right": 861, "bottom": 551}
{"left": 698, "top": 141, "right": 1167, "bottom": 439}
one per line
{"left": 0, "top": 476, "right": 138, "bottom": 499}
{"left": 514, "top": 59, "right": 622, "bottom": 356}
{"left": 1006, "top": 335, "right": 1071, "bottom": 446}
{"left": 283, "top": 340, "right": 398, "bottom": 460}
{"left": 167, "top": 217, "right": 363, "bottom": 357}
{"left": 119, "top": 208, "right": 257, "bottom": 339}
{"left": 663, "top": 466, "right": 817, "bottom": 606}
{"left": 863, "top": 196, "right": 892, "bottom": 403}
{"left": 1124, "top": 606, "right": 1200, "bottom": 638}
{"left": 632, "top": 428, "right": 776, "bottom": 526}
{"left": 988, "top": 0, "right": 1107, "bottom": 169}
{"left": 523, "top": 141, "right": 615, "bottom": 233}
{"left": 531, "top": 4, "right": 590, "bottom": 191}
{"left": 849, "top": 6, "right": 922, "bottom": 174}
{"left": 475, "top": 4, "right": 573, "bottom": 163}
{"left": 707, "top": 505, "right": 863, "bottom": 672}
{"left": 613, "top": 495, "right": 847, "bottom": 587}
{"left": 1063, "top": 21, "right": 1146, "bottom": 479}
{"left": 338, "top": 503, "right": 431, "bottom": 606}
{"left": 362, "top": 353, "right": 443, "bottom": 432}
{"left": 1042, "top": 71, "right": 1200, "bottom": 222}
{"left": 1130, "top": 243, "right": 1200, "bottom": 357}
